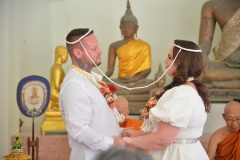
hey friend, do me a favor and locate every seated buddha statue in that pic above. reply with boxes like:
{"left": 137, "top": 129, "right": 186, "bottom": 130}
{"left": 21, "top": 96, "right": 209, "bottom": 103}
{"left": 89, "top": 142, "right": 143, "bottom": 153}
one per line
{"left": 103, "top": 0, "right": 163, "bottom": 114}
{"left": 199, "top": 0, "right": 240, "bottom": 89}
{"left": 12, "top": 131, "right": 22, "bottom": 150}
{"left": 48, "top": 46, "right": 68, "bottom": 111}
{"left": 2, "top": 131, "right": 31, "bottom": 160}
{"left": 104, "top": 0, "right": 153, "bottom": 88}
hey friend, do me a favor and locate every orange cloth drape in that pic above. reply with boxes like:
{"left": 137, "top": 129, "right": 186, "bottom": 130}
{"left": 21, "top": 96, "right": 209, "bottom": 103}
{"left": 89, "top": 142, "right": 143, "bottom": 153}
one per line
{"left": 215, "top": 130, "right": 240, "bottom": 160}
{"left": 116, "top": 39, "right": 151, "bottom": 78}
{"left": 120, "top": 118, "right": 143, "bottom": 131}
{"left": 120, "top": 118, "right": 149, "bottom": 153}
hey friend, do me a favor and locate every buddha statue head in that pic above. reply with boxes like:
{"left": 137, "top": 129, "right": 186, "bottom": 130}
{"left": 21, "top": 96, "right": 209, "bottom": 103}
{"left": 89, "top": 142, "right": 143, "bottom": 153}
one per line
{"left": 55, "top": 46, "right": 68, "bottom": 64}
{"left": 120, "top": 0, "right": 138, "bottom": 26}
{"left": 120, "top": 0, "right": 139, "bottom": 38}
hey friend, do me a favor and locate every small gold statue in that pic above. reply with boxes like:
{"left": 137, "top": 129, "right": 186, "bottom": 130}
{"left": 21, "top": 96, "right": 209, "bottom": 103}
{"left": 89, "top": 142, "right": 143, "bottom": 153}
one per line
{"left": 48, "top": 46, "right": 68, "bottom": 111}
{"left": 2, "top": 130, "right": 31, "bottom": 160}
{"left": 12, "top": 131, "right": 22, "bottom": 150}
{"left": 41, "top": 46, "right": 68, "bottom": 135}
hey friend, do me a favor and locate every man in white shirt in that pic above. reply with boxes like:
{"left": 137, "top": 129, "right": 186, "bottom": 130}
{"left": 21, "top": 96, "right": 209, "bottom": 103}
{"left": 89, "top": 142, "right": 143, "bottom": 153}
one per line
{"left": 59, "top": 28, "right": 126, "bottom": 160}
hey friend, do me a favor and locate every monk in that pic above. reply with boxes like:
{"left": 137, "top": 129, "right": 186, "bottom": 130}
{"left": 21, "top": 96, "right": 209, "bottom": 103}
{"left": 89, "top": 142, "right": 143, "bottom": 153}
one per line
{"left": 104, "top": 0, "right": 152, "bottom": 88}
{"left": 116, "top": 96, "right": 149, "bottom": 153}
{"left": 207, "top": 101, "right": 240, "bottom": 160}
{"left": 198, "top": 0, "right": 240, "bottom": 89}
{"left": 115, "top": 96, "right": 143, "bottom": 131}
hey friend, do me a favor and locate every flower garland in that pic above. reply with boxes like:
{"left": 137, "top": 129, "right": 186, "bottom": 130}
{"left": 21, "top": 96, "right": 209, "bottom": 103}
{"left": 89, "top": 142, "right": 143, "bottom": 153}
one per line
{"left": 96, "top": 79, "right": 125, "bottom": 123}
{"left": 140, "top": 96, "right": 158, "bottom": 132}
{"left": 98, "top": 81, "right": 116, "bottom": 108}
{"left": 140, "top": 77, "right": 195, "bottom": 132}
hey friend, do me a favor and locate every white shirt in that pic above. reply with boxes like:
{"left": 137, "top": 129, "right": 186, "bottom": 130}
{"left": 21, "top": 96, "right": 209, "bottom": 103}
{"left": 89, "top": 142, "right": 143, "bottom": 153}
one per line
{"left": 59, "top": 68, "right": 122, "bottom": 160}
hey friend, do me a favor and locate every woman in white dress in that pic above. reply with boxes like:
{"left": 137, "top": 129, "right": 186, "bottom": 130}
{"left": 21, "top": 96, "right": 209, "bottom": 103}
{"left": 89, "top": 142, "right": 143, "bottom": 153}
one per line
{"left": 122, "top": 40, "right": 210, "bottom": 160}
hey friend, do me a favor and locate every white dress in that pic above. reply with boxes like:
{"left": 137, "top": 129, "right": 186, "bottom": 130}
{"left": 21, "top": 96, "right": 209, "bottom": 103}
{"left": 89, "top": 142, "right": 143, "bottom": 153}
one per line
{"left": 149, "top": 85, "right": 209, "bottom": 160}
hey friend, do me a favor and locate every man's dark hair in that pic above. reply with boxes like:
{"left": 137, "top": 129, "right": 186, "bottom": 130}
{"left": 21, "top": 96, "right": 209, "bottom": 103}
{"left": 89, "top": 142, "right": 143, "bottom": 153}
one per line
{"left": 66, "top": 28, "right": 94, "bottom": 43}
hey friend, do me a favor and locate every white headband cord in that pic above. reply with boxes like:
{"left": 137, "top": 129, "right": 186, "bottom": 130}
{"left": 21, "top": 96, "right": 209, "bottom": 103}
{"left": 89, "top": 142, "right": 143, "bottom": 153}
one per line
{"left": 66, "top": 29, "right": 93, "bottom": 45}
{"left": 173, "top": 44, "right": 202, "bottom": 52}
{"left": 66, "top": 34, "right": 198, "bottom": 90}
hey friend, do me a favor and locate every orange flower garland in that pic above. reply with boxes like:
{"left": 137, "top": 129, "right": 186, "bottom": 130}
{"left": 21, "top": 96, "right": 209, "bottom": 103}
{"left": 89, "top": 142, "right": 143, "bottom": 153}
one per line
{"left": 98, "top": 81, "right": 117, "bottom": 109}
{"left": 141, "top": 96, "right": 157, "bottom": 118}
{"left": 97, "top": 80, "right": 125, "bottom": 122}
{"left": 141, "top": 96, "right": 158, "bottom": 132}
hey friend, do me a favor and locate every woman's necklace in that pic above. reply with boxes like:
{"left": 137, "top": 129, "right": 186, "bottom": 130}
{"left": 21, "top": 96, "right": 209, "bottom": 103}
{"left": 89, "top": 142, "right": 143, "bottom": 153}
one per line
{"left": 72, "top": 65, "right": 125, "bottom": 122}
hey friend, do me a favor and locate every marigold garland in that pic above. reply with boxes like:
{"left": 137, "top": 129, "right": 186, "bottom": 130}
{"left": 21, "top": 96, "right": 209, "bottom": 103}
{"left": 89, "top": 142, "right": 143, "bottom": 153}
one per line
{"left": 140, "top": 96, "right": 158, "bottom": 132}
{"left": 97, "top": 80, "right": 125, "bottom": 122}
{"left": 98, "top": 81, "right": 116, "bottom": 109}
{"left": 141, "top": 96, "right": 157, "bottom": 119}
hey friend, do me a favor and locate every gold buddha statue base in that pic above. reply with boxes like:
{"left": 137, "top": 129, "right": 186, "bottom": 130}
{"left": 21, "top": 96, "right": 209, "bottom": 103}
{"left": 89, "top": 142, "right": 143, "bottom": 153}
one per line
{"left": 41, "top": 111, "right": 66, "bottom": 136}
{"left": 2, "top": 150, "right": 31, "bottom": 160}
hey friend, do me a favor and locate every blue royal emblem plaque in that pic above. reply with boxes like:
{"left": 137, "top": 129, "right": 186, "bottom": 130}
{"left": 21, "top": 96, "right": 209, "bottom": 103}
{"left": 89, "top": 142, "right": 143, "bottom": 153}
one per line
{"left": 17, "top": 75, "right": 50, "bottom": 118}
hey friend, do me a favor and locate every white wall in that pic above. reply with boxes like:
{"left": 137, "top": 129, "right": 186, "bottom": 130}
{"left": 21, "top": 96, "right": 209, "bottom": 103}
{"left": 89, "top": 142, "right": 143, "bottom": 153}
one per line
{"left": 17, "top": 0, "right": 53, "bottom": 130}
{"left": 0, "top": 0, "right": 53, "bottom": 156}
{"left": 0, "top": 0, "right": 10, "bottom": 156}
{"left": 203, "top": 103, "right": 226, "bottom": 134}
{"left": 0, "top": 0, "right": 222, "bottom": 156}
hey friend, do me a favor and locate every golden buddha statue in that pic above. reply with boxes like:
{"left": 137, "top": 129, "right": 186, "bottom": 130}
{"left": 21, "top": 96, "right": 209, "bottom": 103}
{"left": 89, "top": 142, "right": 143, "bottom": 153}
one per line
{"left": 48, "top": 46, "right": 68, "bottom": 111}
{"left": 41, "top": 46, "right": 68, "bottom": 135}
{"left": 199, "top": 0, "right": 240, "bottom": 90}
{"left": 104, "top": 0, "right": 165, "bottom": 114}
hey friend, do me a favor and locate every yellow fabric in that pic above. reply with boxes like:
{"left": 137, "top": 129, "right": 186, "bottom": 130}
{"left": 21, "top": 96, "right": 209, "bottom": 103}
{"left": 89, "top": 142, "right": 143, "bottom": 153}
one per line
{"left": 116, "top": 39, "right": 151, "bottom": 78}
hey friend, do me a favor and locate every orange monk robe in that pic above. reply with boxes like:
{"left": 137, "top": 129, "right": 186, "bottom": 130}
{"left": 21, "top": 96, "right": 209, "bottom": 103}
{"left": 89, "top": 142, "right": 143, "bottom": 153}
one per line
{"left": 120, "top": 118, "right": 149, "bottom": 153}
{"left": 215, "top": 130, "right": 240, "bottom": 160}
{"left": 119, "top": 118, "right": 143, "bottom": 131}
{"left": 116, "top": 39, "right": 151, "bottom": 78}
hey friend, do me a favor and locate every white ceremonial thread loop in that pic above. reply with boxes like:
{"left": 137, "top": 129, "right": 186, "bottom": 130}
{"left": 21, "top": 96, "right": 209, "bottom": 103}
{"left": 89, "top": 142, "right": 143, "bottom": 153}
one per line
{"left": 173, "top": 44, "right": 202, "bottom": 52}
{"left": 66, "top": 29, "right": 93, "bottom": 44}
{"left": 79, "top": 41, "right": 182, "bottom": 91}
{"left": 66, "top": 29, "right": 198, "bottom": 91}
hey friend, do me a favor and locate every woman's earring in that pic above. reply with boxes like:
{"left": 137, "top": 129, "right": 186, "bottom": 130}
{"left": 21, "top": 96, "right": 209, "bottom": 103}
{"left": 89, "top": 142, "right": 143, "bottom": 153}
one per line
{"left": 135, "top": 33, "right": 137, "bottom": 38}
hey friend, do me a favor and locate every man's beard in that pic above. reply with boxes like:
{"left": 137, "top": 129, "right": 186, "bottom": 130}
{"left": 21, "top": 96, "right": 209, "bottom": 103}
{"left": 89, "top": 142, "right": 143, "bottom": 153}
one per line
{"left": 75, "top": 56, "right": 101, "bottom": 71}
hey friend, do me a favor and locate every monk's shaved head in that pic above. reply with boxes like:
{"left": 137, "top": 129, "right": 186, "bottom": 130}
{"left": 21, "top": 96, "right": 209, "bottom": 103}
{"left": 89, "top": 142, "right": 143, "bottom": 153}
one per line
{"left": 115, "top": 96, "right": 129, "bottom": 117}
{"left": 224, "top": 101, "right": 240, "bottom": 115}
{"left": 222, "top": 101, "right": 240, "bottom": 132}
